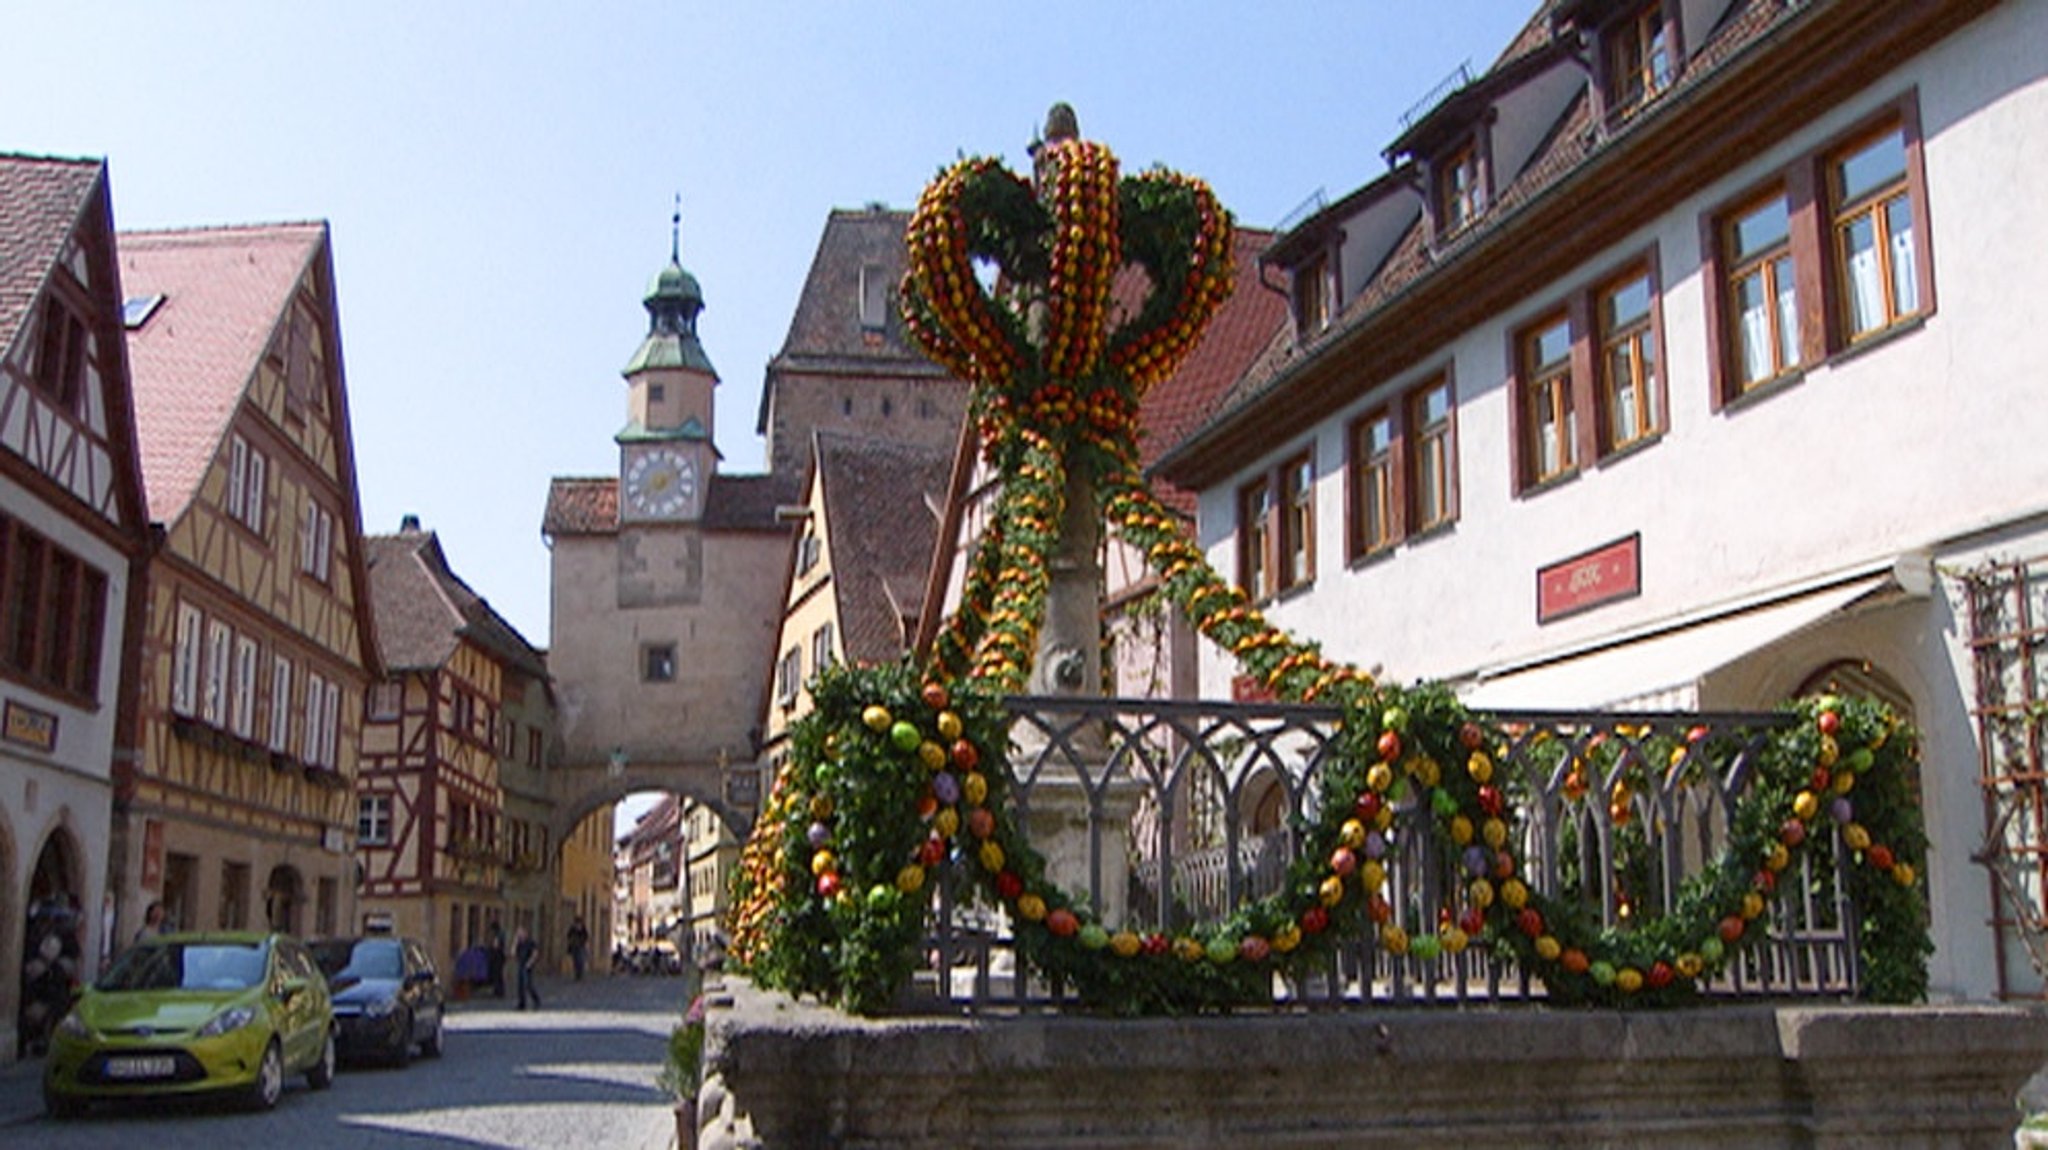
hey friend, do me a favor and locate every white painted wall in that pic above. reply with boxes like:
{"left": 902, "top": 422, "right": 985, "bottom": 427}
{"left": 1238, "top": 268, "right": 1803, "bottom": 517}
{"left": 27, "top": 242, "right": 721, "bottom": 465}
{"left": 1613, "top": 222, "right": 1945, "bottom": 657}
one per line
{"left": 1192, "top": 2, "right": 2048, "bottom": 1001}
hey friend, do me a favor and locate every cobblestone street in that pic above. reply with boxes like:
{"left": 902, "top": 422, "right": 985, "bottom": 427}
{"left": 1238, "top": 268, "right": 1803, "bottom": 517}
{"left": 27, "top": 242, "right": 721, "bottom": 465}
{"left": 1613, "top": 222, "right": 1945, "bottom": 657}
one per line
{"left": 1, "top": 972, "right": 692, "bottom": 1149}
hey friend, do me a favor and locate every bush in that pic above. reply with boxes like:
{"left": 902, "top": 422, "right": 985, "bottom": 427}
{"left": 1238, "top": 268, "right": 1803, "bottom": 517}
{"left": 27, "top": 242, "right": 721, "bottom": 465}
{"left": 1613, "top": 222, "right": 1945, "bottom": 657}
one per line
{"left": 659, "top": 995, "right": 706, "bottom": 1101}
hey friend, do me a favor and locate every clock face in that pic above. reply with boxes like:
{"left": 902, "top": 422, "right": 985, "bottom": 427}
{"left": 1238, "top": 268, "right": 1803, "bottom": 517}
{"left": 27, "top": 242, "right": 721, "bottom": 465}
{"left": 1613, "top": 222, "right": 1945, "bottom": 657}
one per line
{"left": 624, "top": 448, "right": 697, "bottom": 518}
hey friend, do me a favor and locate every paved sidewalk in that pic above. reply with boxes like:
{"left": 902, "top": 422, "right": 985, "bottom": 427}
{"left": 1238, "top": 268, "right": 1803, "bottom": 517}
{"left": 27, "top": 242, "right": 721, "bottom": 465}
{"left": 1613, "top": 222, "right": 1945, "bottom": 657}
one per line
{"left": 0, "top": 1050, "right": 46, "bottom": 1129}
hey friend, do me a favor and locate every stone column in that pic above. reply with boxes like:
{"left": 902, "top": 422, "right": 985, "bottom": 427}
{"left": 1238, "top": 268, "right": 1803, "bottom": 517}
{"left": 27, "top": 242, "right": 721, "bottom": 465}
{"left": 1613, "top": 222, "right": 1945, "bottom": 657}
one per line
{"left": 1020, "top": 463, "right": 1140, "bottom": 926}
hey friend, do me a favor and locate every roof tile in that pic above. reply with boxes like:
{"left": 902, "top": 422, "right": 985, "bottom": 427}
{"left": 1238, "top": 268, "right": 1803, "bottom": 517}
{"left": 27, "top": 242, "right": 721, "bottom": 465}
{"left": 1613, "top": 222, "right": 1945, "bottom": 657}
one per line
{"left": 120, "top": 223, "right": 326, "bottom": 523}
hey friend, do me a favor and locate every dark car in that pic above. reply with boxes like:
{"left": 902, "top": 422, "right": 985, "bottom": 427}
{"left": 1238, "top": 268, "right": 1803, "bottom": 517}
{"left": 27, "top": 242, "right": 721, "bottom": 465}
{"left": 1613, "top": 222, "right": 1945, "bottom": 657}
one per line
{"left": 310, "top": 936, "right": 445, "bottom": 1066}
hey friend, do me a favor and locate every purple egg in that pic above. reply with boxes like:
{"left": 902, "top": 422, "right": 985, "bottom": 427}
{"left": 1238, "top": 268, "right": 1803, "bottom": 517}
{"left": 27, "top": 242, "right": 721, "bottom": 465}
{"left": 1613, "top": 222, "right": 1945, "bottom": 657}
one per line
{"left": 1830, "top": 797, "right": 1854, "bottom": 825}
{"left": 807, "top": 822, "right": 832, "bottom": 848}
{"left": 932, "top": 771, "right": 961, "bottom": 805}
{"left": 1364, "top": 830, "right": 1388, "bottom": 860}
{"left": 1463, "top": 845, "right": 1490, "bottom": 876}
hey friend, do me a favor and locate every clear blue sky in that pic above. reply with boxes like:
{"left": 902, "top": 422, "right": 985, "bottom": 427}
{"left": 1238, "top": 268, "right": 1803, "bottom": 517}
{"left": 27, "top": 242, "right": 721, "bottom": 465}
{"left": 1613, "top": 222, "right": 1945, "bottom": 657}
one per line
{"left": 8, "top": 1, "right": 1530, "bottom": 652}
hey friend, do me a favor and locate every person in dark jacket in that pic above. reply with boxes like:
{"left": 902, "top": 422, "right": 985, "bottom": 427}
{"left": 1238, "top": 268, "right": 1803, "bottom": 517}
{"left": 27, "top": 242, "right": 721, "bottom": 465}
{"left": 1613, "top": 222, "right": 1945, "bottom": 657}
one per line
{"left": 515, "top": 926, "right": 542, "bottom": 1010}
{"left": 486, "top": 920, "right": 507, "bottom": 998}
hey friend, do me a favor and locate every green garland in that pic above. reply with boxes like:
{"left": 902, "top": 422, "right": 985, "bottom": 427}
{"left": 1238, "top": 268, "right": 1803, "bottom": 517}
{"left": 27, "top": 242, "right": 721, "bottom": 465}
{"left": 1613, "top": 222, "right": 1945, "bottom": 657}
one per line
{"left": 726, "top": 120, "right": 1933, "bottom": 1016}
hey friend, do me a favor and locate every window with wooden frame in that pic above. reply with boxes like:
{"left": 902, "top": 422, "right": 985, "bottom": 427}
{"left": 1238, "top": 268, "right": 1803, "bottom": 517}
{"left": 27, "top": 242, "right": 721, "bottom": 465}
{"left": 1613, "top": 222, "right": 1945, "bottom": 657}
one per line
{"left": 1237, "top": 474, "right": 1274, "bottom": 601}
{"left": 776, "top": 646, "right": 802, "bottom": 707}
{"left": 32, "top": 296, "right": 89, "bottom": 413}
{"left": 1702, "top": 96, "right": 1935, "bottom": 408}
{"left": 299, "top": 499, "right": 334, "bottom": 583}
{"left": 1603, "top": 2, "right": 1675, "bottom": 117}
{"left": 367, "top": 681, "right": 402, "bottom": 720}
{"left": 1293, "top": 250, "right": 1332, "bottom": 336}
{"left": 358, "top": 794, "right": 392, "bottom": 846}
{"left": 811, "top": 623, "right": 835, "bottom": 675}
{"left": 230, "top": 636, "right": 259, "bottom": 739}
{"left": 1408, "top": 379, "right": 1456, "bottom": 533}
{"left": 1719, "top": 190, "right": 1802, "bottom": 393}
{"left": 1349, "top": 412, "right": 1397, "bottom": 558}
{"left": 1436, "top": 141, "right": 1487, "bottom": 235}
{"left": 1239, "top": 452, "right": 1315, "bottom": 600}
{"left": 173, "top": 603, "right": 203, "bottom": 715}
{"left": 268, "top": 656, "right": 292, "bottom": 752}
{"left": 1830, "top": 121, "right": 1924, "bottom": 343}
{"left": 1597, "top": 267, "right": 1661, "bottom": 453}
{"left": 225, "top": 435, "right": 267, "bottom": 536}
{"left": 1346, "top": 375, "right": 1459, "bottom": 562}
{"left": 1515, "top": 255, "right": 1667, "bottom": 492}
{"left": 203, "top": 620, "right": 232, "bottom": 727}
{"left": 1518, "top": 314, "right": 1578, "bottom": 487}
{"left": 0, "top": 516, "right": 107, "bottom": 701}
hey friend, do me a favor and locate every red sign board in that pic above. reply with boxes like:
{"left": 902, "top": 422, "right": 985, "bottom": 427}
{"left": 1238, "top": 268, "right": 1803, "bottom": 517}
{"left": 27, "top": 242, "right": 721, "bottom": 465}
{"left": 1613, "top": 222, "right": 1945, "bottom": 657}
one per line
{"left": 1538, "top": 533, "right": 1642, "bottom": 623}
{"left": 1230, "top": 674, "right": 1276, "bottom": 704}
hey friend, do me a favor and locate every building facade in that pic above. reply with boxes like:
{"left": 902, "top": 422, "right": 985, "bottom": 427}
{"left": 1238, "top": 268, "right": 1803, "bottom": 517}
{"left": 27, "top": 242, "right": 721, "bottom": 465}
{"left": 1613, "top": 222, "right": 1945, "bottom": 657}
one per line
{"left": 118, "top": 222, "right": 378, "bottom": 961}
{"left": 755, "top": 206, "right": 969, "bottom": 489}
{"left": 543, "top": 240, "right": 789, "bottom": 820}
{"left": 0, "top": 155, "right": 150, "bottom": 1062}
{"left": 1156, "top": 0, "right": 2046, "bottom": 1001}
{"left": 358, "top": 517, "right": 553, "bottom": 969}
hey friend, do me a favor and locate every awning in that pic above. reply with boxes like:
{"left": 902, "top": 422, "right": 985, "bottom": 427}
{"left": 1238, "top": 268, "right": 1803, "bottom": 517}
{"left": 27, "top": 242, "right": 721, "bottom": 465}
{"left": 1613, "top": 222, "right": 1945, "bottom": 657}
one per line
{"left": 1458, "top": 575, "right": 1897, "bottom": 712}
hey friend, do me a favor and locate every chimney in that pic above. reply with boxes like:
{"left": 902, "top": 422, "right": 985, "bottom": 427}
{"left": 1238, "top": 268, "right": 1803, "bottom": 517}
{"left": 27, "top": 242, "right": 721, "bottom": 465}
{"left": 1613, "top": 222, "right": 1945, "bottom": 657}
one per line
{"left": 400, "top": 513, "right": 422, "bottom": 533}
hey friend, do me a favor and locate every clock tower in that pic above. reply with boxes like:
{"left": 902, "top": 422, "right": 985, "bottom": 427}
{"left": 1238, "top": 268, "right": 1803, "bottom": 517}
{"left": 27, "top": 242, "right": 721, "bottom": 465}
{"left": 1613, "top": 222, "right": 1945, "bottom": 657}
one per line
{"left": 619, "top": 212, "right": 717, "bottom": 523}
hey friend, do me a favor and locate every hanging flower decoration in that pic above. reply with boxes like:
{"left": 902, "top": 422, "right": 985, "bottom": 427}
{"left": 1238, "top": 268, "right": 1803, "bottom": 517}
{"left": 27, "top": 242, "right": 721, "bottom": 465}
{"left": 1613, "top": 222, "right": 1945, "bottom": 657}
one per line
{"left": 726, "top": 108, "right": 1932, "bottom": 1016}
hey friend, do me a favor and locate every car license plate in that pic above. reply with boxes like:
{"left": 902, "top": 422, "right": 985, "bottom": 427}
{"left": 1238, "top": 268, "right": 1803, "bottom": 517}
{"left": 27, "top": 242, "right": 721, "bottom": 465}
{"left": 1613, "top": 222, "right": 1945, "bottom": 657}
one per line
{"left": 106, "top": 1055, "right": 176, "bottom": 1079}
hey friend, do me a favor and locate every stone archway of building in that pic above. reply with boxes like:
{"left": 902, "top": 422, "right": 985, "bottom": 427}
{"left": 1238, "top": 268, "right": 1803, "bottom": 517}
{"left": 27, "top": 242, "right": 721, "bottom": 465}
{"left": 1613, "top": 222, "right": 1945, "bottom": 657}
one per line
{"left": 0, "top": 808, "right": 16, "bottom": 1060}
{"left": 1795, "top": 658, "right": 1916, "bottom": 719}
{"left": 19, "top": 828, "right": 83, "bottom": 1059}
{"left": 265, "top": 864, "right": 305, "bottom": 936}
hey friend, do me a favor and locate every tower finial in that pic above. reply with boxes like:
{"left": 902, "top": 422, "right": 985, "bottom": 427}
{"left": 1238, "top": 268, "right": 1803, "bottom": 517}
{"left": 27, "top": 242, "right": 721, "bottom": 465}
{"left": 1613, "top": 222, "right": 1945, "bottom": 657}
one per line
{"left": 671, "top": 194, "right": 682, "bottom": 264}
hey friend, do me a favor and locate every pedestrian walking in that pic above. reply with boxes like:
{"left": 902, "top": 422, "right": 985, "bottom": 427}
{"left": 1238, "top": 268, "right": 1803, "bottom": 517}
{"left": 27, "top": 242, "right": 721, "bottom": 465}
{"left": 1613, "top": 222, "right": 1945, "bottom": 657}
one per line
{"left": 566, "top": 916, "right": 590, "bottom": 980}
{"left": 515, "top": 925, "right": 542, "bottom": 1010}
{"left": 487, "top": 920, "right": 507, "bottom": 998}
{"left": 133, "top": 900, "right": 166, "bottom": 944}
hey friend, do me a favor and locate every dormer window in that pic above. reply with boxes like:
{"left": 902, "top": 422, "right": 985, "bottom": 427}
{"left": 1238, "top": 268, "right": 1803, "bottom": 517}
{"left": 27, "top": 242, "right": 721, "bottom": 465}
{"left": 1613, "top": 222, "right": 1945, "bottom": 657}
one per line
{"left": 858, "top": 263, "right": 889, "bottom": 330}
{"left": 1292, "top": 251, "right": 1332, "bottom": 336}
{"left": 1436, "top": 142, "right": 1487, "bottom": 235}
{"left": 1601, "top": 2, "right": 1676, "bottom": 118}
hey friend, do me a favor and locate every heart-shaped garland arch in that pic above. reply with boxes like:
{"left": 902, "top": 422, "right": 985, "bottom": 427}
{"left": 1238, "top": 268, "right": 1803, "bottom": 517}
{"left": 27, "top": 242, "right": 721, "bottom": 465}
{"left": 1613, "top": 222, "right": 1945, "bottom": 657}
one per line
{"left": 728, "top": 113, "right": 1931, "bottom": 1015}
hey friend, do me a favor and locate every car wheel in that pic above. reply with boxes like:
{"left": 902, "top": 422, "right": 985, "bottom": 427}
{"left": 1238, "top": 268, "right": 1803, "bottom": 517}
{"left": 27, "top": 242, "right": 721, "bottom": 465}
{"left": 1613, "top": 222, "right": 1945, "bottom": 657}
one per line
{"left": 308, "top": 1027, "right": 337, "bottom": 1089}
{"left": 246, "top": 1039, "right": 285, "bottom": 1110}
{"left": 43, "top": 1083, "right": 86, "bottom": 1120}
{"left": 419, "top": 1008, "right": 444, "bottom": 1059}
{"left": 390, "top": 1010, "right": 414, "bottom": 1068}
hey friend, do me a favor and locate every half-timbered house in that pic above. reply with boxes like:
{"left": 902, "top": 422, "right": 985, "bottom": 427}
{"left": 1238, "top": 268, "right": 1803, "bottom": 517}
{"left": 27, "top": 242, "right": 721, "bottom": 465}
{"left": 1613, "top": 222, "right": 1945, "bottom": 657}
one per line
{"left": 119, "top": 221, "right": 380, "bottom": 948}
{"left": 360, "top": 516, "right": 554, "bottom": 969}
{"left": 0, "top": 155, "right": 150, "bottom": 1063}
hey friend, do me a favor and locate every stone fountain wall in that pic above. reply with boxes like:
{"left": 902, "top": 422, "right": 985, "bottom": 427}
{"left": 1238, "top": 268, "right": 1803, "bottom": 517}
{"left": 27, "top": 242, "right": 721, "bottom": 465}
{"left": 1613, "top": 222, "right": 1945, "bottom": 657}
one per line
{"left": 694, "top": 974, "right": 2048, "bottom": 1149}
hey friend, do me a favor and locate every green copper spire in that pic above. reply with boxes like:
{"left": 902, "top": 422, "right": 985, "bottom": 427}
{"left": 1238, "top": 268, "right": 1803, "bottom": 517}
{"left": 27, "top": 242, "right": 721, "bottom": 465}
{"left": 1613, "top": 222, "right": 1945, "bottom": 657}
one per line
{"left": 625, "top": 199, "right": 718, "bottom": 378}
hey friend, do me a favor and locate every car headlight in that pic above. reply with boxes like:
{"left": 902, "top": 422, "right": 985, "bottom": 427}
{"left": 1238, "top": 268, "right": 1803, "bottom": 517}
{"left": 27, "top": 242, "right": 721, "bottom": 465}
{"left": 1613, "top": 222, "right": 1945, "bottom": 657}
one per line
{"left": 196, "top": 1005, "right": 257, "bottom": 1038}
{"left": 362, "top": 998, "right": 395, "bottom": 1019}
{"left": 56, "top": 1012, "right": 91, "bottom": 1039}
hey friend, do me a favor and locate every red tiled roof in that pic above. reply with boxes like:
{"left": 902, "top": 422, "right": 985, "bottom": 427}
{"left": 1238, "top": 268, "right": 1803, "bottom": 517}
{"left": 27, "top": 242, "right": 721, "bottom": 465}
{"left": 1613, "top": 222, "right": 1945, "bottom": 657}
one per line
{"left": 1134, "top": 226, "right": 1289, "bottom": 515}
{"left": 0, "top": 154, "right": 102, "bottom": 368}
{"left": 543, "top": 476, "right": 620, "bottom": 536}
{"left": 542, "top": 471, "right": 796, "bottom": 536}
{"left": 120, "top": 223, "right": 326, "bottom": 523}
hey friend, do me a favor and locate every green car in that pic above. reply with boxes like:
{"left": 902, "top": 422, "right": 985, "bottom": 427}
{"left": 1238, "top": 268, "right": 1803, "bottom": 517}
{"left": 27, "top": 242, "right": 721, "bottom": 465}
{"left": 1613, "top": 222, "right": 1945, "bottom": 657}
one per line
{"left": 43, "top": 931, "right": 337, "bottom": 1117}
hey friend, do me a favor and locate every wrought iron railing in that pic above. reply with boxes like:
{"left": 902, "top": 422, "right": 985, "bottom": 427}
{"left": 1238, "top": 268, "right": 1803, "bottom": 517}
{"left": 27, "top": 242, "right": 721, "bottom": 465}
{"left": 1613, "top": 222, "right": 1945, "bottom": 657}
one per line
{"left": 924, "top": 695, "right": 1854, "bottom": 1009}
